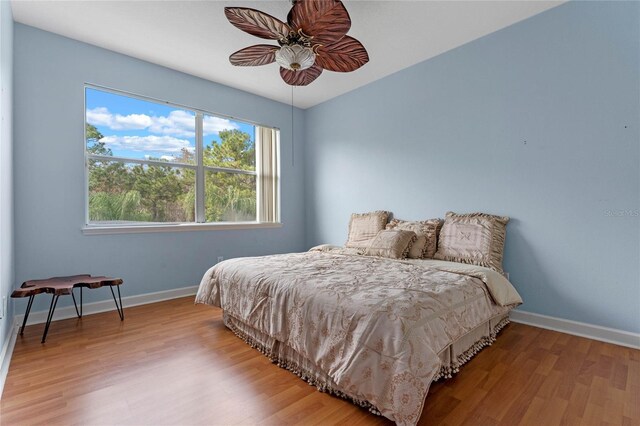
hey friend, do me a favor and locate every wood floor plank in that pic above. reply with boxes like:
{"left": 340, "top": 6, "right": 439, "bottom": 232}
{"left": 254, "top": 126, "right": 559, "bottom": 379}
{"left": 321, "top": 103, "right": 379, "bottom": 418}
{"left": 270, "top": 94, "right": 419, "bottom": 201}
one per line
{"left": 520, "top": 395, "right": 567, "bottom": 426}
{"left": 1, "top": 296, "right": 637, "bottom": 426}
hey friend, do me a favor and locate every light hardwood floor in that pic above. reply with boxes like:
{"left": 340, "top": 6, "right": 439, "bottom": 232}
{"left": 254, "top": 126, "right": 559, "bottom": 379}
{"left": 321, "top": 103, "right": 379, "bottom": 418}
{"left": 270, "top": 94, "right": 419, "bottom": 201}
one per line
{"left": 1, "top": 296, "right": 638, "bottom": 425}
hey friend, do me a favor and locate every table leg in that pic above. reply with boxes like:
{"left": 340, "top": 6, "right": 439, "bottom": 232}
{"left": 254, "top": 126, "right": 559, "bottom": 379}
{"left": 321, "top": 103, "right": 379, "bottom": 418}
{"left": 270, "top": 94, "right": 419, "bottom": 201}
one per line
{"left": 20, "top": 295, "right": 35, "bottom": 335}
{"left": 109, "top": 285, "right": 124, "bottom": 321}
{"left": 41, "top": 294, "right": 60, "bottom": 344}
{"left": 71, "top": 288, "right": 82, "bottom": 318}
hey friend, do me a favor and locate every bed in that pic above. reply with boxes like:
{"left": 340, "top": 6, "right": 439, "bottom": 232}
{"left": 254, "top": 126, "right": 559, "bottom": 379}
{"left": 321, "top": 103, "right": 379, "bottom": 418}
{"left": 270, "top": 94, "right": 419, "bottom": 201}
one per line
{"left": 195, "top": 245, "right": 522, "bottom": 425}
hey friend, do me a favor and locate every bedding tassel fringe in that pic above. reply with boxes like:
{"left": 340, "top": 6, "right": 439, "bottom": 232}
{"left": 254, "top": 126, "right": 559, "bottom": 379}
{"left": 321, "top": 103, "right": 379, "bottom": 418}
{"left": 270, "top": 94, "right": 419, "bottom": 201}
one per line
{"left": 225, "top": 315, "right": 510, "bottom": 416}
{"left": 225, "top": 319, "right": 382, "bottom": 416}
{"left": 433, "top": 317, "right": 511, "bottom": 382}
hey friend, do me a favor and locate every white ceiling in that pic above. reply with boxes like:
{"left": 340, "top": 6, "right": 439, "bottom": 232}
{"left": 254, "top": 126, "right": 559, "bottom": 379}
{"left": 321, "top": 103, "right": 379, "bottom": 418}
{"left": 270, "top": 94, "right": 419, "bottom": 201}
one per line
{"left": 11, "top": 0, "right": 562, "bottom": 109}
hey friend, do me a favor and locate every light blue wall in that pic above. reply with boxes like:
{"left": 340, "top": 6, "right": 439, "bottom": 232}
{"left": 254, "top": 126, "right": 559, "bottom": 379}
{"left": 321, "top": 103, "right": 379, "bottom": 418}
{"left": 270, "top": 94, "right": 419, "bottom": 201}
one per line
{"left": 305, "top": 2, "right": 640, "bottom": 333}
{"left": 0, "top": 0, "right": 15, "bottom": 364}
{"left": 13, "top": 24, "right": 306, "bottom": 313}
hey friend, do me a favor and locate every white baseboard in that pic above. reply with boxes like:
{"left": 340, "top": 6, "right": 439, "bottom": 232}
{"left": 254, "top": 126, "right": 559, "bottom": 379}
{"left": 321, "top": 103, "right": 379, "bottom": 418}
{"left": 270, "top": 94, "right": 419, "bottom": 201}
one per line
{"left": 0, "top": 318, "right": 19, "bottom": 398}
{"left": 509, "top": 309, "right": 640, "bottom": 349}
{"left": 15, "top": 285, "right": 198, "bottom": 327}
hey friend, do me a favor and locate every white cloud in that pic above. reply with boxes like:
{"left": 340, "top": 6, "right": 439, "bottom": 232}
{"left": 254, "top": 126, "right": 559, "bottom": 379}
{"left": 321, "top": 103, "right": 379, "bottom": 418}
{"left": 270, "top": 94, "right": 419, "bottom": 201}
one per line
{"left": 148, "top": 110, "right": 197, "bottom": 138}
{"left": 87, "top": 107, "right": 151, "bottom": 130}
{"left": 86, "top": 107, "right": 113, "bottom": 127}
{"left": 100, "top": 135, "right": 194, "bottom": 154}
{"left": 87, "top": 107, "right": 239, "bottom": 137}
{"left": 203, "top": 115, "right": 239, "bottom": 136}
{"left": 113, "top": 113, "right": 152, "bottom": 130}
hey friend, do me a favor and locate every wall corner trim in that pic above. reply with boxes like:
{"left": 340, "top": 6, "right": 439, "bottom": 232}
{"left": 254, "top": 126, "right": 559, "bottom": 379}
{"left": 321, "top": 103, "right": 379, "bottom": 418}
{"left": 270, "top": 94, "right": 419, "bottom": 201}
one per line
{"left": 509, "top": 309, "right": 640, "bottom": 349}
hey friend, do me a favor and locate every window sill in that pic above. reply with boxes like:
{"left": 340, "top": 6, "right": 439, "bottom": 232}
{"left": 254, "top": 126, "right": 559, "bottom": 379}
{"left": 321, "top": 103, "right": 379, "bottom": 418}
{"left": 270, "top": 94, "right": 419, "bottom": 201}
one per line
{"left": 82, "top": 222, "right": 282, "bottom": 235}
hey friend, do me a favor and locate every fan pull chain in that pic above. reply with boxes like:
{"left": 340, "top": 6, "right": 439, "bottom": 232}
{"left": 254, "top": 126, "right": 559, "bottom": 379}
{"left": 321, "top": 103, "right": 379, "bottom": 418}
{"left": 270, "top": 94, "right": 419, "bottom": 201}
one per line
{"left": 291, "top": 85, "right": 295, "bottom": 167}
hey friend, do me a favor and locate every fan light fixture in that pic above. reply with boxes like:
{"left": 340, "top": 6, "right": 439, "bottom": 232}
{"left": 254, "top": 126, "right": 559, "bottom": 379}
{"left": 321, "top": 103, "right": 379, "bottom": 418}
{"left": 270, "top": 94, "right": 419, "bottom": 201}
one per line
{"left": 224, "top": 0, "right": 369, "bottom": 86}
{"left": 275, "top": 45, "right": 316, "bottom": 71}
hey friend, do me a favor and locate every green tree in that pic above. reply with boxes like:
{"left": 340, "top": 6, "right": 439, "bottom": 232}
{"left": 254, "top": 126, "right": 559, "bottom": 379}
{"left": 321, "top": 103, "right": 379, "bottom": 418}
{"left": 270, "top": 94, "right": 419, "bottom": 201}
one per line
{"left": 86, "top": 123, "right": 112, "bottom": 156}
{"left": 86, "top": 123, "right": 141, "bottom": 221}
{"left": 176, "top": 148, "right": 196, "bottom": 221}
{"left": 86, "top": 123, "right": 255, "bottom": 223}
{"left": 204, "top": 129, "right": 255, "bottom": 170}
{"left": 86, "top": 123, "right": 129, "bottom": 196}
{"left": 130, "top": 164, "right": 192, "bottom": 222}
{"left": 203, "top": 129, "right": 256, "bottom": 222}
{"left": 89, "top": 190, "right": 149, "bottom": 222}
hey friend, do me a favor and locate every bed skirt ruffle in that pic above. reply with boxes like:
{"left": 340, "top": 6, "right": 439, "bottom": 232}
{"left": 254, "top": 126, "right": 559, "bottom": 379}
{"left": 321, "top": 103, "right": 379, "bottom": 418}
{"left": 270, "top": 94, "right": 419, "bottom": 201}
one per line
{"left": 222, "top": 311, "right": 510, "bottom": 416}
{"left": 433, "top": 314, "right": 510, "bottom": 381}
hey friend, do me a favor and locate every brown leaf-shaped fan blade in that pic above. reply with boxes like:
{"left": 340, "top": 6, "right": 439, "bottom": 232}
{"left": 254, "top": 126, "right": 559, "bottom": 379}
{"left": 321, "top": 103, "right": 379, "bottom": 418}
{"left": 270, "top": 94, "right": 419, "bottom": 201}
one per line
{"left": 225, "top": 7, "right": 290, "bottom": 40}
{"left": 280, "top": 65, "right": 323, "bottom": 86}
{"left": 230, "top": 45, "right": 279, "bottom": 66}
{"left": 316, "top": 36, "right": 369, "bottom": 72}
{"left": 287, "top": 0, "right": 351, "bottom": 46}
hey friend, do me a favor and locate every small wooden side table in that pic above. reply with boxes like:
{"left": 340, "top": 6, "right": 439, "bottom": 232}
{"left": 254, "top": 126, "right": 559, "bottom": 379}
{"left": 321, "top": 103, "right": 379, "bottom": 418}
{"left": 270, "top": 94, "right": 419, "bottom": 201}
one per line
{"left": 11, "top": 274, "right": 124, "bottom": 343}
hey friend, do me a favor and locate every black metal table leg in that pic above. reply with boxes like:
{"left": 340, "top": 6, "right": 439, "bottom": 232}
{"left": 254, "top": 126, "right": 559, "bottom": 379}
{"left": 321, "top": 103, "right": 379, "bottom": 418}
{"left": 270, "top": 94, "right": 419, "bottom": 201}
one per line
{"left": 71, "top": 288, "right": 82, "bottom": 318}
{"left": 20, "top": 295, "right": 35, "bottom": 336}
{"left": 41, "top": 294, "right": 60, "bottom": 343}
{"left": 109, "top": 285, "right": 124, "bottom": 321}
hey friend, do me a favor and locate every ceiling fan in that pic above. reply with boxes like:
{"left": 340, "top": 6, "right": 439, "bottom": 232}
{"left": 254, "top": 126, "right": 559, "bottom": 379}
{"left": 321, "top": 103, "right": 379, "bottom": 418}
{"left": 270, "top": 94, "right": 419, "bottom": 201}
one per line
{"left": 224, "top": 0, "right": 369, "bottom": 86}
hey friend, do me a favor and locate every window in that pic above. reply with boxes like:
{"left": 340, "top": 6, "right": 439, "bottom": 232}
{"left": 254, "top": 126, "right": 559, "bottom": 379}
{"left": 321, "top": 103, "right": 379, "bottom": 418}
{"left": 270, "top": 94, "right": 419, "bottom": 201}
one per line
{"left": 84, "top": 86, "right": 279, "bottom": 231}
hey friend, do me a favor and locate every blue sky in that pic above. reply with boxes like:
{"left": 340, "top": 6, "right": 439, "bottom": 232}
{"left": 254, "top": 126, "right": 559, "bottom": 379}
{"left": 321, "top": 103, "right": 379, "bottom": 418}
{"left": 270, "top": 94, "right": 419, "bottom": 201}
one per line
{"left": 85, "top": 87, "right": 255, "bottom": 163}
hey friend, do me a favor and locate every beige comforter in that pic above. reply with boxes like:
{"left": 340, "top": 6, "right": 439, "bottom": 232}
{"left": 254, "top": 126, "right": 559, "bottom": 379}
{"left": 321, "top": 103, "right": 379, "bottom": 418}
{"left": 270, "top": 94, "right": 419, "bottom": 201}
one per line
{"left": 196, "top": 249, "right": 521, "bottom": 425}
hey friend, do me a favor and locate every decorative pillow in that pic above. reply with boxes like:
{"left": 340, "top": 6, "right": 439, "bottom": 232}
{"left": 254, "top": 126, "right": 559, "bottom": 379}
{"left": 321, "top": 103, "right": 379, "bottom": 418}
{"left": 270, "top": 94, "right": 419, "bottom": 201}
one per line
{"left": 434, "top": 211, "right": 509, "bottom": 272}
{"left": 345, "top": 211, "right": 390, "bottom": 248}
{"left": 386, "top": 218, "right": 442, "bottom": 259}
{"left": 364, "top": 229, "right": 417, "bottom": 259}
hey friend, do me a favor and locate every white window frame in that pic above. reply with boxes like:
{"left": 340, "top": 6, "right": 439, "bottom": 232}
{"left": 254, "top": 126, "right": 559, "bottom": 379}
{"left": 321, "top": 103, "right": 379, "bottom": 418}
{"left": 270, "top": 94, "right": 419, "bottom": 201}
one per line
{"left": 82, "top": 84, "right": 281, "bottom": 235}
